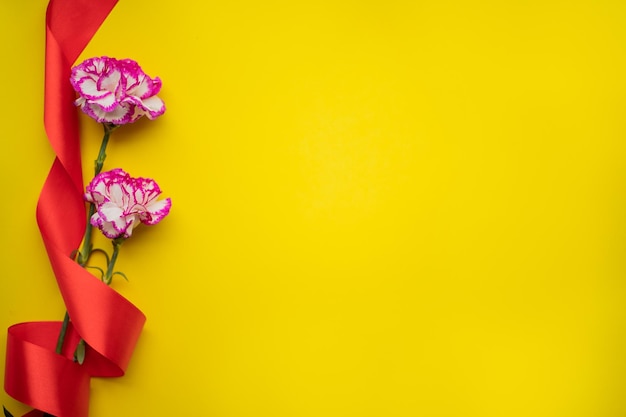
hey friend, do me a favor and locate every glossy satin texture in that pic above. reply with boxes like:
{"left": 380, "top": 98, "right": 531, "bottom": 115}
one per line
{"left": 4, "top": 1, "right": 147, "bottom": 416}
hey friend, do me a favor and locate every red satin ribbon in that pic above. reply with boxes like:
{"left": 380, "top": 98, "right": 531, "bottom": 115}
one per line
{"left": 4, "top": 1, "right": 147, "bottom": 416}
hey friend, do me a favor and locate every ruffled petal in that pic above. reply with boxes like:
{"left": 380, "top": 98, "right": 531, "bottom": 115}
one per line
{"left": 83, "top": 103, "right": 132, "bottom": 124}
{"left": 99, "top": 202, "right": 125, "bottom": 222}
{"left": 85, "top": 168, "right": 170, "bottom": 239}
{"left": 141, "top": 198, "right": 172, "bottom": 225}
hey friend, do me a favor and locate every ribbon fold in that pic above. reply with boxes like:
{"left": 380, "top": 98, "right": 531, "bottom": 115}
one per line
{"left": 4, "top": 1, "right": 147, "bottom": 416}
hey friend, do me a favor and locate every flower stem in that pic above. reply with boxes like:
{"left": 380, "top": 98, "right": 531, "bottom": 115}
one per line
{"left": 55, "top": 123, "right": 117, "bottom": 357}
{"left": 77, "top": 123, "right": 116, "bottom": 266}
{"left": 104, "top": 238, "right": 124, "bottom": 285}
{"left": 54, "top": 312, "right": 70, "bottom": 355}
{"left": 75, "top": 203, "right": 96, "bottom": 267}
{"left": 94, "top": 123, "right": 116, "bottom": 176}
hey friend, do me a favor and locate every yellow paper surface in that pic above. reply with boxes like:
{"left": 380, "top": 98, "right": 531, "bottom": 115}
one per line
{"left": 2, "top": 1, "right": 626, "bottom": 416}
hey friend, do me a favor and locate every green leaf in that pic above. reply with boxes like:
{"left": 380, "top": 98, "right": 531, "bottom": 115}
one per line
{"left": 113, "top": 271, "right": 129, "bottom": 281}
{"left": 74, "top": 339, "right": 86, "bottom": 365}
{"left": 91, "top": 248, "right": 110, "bottom": 264}
{"left": 85, "top": 266, "right": 105, "bottom": 279}
{"left": 3, "top": 406, "right": 14, "bottom": 417}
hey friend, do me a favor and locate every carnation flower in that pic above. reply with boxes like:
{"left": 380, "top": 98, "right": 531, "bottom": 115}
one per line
{"left": 85, "top": 168, "right": 171, "bottom": 239}
{"left": 70, "top": 56, "right": 166, "bottom": 124}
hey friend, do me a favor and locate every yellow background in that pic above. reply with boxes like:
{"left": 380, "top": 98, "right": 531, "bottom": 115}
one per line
{"left": 2, "top": 0, "right": 626, "bottom": 416}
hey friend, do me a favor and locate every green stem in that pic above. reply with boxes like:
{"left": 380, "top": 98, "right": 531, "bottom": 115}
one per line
{"left": 94, "top": 122, "right": 116, "bottom": 176}
{"left": 94, "top": 123, "right": 117, "bottom": 176}
{"left": 55, "top": 123, "right": 117, "bottom": 359}
{"left": 75, "top": 123, "right": 116, "bottom": 266}
{"left": 75, "top": 203, "right": 96, "bottom": 267}
{"left": 55, "top": 312, "right": 70, "bottom": 355}
{"left": 104, "top": 238, "right": 124, "bottom": 285}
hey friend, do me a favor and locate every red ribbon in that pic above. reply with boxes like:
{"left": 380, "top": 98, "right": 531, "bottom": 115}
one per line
{"left": 4, "top": 1, "right": 147, "bottom": 416}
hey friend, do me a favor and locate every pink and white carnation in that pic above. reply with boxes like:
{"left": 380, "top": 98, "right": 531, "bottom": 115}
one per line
{"left": 85, "top": 168, "right": 172, "bottom": 239}
{"left": 70, "top": 56, "right": 166, "bottom": 124}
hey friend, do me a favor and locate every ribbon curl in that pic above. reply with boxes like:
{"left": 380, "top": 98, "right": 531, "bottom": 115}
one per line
{"left": 4, "top": 1, "right": 147, "bottom": 416}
